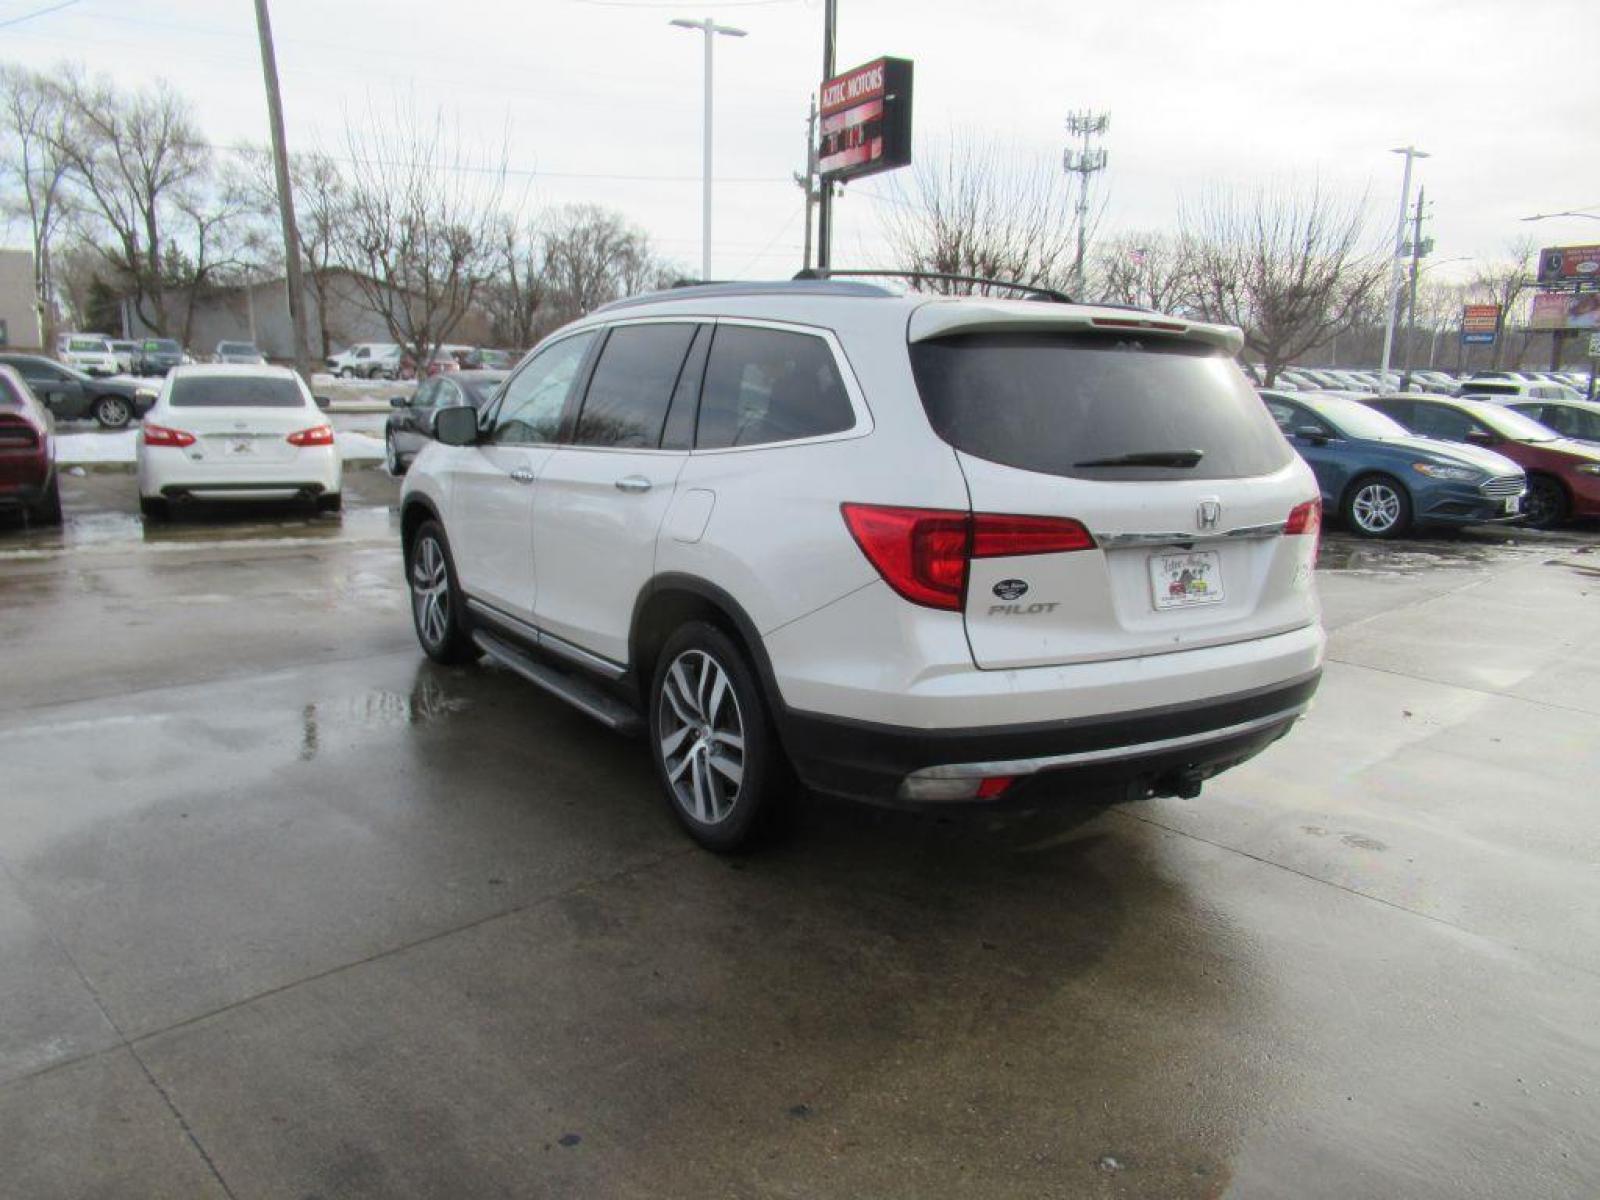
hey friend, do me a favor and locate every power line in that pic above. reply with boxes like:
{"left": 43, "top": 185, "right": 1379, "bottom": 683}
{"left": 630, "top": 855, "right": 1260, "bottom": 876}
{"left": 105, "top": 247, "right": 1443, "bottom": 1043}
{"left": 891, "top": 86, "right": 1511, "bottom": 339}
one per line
{"left": 0, "top": 0, "right": 80, "bottom": 30}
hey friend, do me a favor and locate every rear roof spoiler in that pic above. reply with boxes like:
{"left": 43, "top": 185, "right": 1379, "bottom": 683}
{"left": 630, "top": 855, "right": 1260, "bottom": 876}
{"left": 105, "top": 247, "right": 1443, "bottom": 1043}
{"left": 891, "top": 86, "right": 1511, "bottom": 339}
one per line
{"left": 907, "top": 300, "right": 1245, "bottom": 356}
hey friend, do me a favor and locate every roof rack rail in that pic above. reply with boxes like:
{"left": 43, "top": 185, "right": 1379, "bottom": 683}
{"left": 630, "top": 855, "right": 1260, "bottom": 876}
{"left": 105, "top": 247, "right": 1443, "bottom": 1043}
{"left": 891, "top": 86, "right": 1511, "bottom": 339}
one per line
{"left": 792, "top": 268, "right": 1072, "bottom": 304}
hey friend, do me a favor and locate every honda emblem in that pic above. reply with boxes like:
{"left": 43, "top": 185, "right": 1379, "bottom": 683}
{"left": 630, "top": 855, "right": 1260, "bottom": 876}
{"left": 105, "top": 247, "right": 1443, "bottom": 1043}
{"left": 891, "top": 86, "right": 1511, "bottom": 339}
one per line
{"left": 1196, "top": 500, "right": 1222, "bottom": 530}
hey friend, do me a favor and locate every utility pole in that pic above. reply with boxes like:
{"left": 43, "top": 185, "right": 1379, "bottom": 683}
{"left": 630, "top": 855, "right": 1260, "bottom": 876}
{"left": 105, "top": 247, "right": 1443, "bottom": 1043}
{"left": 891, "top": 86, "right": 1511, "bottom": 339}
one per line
{"left": 1062, "top": 111, "right": 1109, "bottom": 299}
{"left": 1380, "top": 144, "right": 1429, "bottom": 376}
{"left": 671, "top": 17, "right": 748, "bottom": 282}
{"left": 794, "top": 96, "right": 820, "bottom": 271}
{"left": 815, "top": 0, "right": 837, "bottom": 270}
{"left": 1400, "top": 184, "right": 1428, "bottom": 392}
{"left": 252, "top": 0, "right": 311, "bottom": 381}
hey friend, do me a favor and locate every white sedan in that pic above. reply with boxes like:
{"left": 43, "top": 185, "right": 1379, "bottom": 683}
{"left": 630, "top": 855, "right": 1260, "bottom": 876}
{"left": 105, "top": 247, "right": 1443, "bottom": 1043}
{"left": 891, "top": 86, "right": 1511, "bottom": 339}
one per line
{"left": 136, "top": 364, "right": 341, "bottom": 519}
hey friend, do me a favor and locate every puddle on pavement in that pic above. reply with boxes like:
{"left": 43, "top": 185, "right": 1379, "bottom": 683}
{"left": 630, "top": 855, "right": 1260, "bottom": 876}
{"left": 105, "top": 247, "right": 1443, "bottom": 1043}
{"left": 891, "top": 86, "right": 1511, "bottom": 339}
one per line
{"left": 0, "top": 502, "right": 398, "bottom": 558}
{"left": 297, "top": 674, "right": 471, "bottom": 761}
{"left": 1316, "top": 530, "right": 1597, "bottom": 574}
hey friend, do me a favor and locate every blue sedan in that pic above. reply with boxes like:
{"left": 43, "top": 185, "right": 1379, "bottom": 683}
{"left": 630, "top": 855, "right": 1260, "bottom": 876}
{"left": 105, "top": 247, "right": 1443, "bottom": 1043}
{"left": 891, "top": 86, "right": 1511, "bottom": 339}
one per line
{"left": 1260, "top": 391, "right": 1526, "bottom": 538}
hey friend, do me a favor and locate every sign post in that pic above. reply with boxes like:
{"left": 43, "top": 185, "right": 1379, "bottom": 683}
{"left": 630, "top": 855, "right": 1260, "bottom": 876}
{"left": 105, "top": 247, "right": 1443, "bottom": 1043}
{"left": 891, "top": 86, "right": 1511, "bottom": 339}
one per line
{"left": 814, "top": 55, "right": 913, "bottom": 269}
{"left": 1460, "top": 303, "right": 1499, "bottom": 345}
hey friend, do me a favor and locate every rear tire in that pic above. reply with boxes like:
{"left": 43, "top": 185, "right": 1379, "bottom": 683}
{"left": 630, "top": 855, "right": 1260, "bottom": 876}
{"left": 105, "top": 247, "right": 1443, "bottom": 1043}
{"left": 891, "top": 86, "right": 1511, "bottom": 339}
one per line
{"left": 139, "top": 496, "right": 169, "bottom": 522}
{"left": 1343, "top": 474, "right": 1411, "bottom": 539}
{"left": 339, "top": 367, "right": 356, "bottom": 379}
{"left": 1523, "top": 475, "right": 1568, "bottom": 530}
{"left": 648, "top": 621, "right": 790, "bottom": 853}
{"left": 408, "top": 520, "right": 475, "bottom": 664}
{"left": 92, "top": 394, "right": 132, "bottom": 429}
{"left": 385, "top": 431, "right": 406, "bottom": 476}
{"left": 31, "top": 477, "right": 62, "bottom": 526}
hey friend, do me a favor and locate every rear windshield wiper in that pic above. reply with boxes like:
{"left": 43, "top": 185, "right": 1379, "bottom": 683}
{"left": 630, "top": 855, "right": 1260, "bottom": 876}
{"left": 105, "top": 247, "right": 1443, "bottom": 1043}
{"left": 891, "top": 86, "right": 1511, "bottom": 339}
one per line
{"left": 1073, "top": 449, "right": 1204, "bottom": 469}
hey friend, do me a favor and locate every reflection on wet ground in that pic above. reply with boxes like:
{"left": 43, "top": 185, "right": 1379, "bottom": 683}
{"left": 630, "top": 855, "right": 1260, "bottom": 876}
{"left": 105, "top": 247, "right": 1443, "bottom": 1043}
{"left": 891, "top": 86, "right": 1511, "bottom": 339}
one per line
{"left": 1316, "top": 525, "right": 1599, "bottom": 573}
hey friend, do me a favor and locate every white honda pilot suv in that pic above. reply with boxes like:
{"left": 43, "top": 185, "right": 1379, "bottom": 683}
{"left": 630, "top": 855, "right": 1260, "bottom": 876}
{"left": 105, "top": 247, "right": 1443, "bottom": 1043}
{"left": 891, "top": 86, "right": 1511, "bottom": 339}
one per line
{"left": 400, "top": 279, "right": 1324, "bottom": 850}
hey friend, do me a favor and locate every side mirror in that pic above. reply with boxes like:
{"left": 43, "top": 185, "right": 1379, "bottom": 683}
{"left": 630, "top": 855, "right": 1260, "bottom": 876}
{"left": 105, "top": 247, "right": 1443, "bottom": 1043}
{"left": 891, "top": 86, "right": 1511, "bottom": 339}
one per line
{"left": 389, "top": 396, "right": 409, "bottom": 408}
{"left": 1295, "top": 426, "right": 1330, "bottom": 444}
{"left": 1466, "top": 429, "right": 1496, "bottom": 445}
{"left": 433, "top": 403, "right": 479, "bottom": 447}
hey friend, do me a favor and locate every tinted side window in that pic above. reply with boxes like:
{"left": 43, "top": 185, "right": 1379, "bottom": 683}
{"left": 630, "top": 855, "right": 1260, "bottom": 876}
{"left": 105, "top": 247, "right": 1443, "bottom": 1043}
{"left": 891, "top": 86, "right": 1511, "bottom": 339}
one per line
{"left": 574, "top": 324, "right": 697, "bottom": 449}
{"left": 1407, "top": 403, "right": 1478, "bottom": 441}
{"left": 412, "top": 380, "right": 438, "bottom": 408}
{"left": 490, "top": 332, "right": 595, "bottom": 446}
{"left": 696, "top": 326, "right": 854, "bottom": 449}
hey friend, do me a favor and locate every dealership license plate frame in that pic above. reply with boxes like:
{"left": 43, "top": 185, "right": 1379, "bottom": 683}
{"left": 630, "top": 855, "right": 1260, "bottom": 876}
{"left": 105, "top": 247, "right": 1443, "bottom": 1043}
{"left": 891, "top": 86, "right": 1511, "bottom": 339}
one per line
{"left": 1149, "top": 549, "right": 1225, "bottom": 611}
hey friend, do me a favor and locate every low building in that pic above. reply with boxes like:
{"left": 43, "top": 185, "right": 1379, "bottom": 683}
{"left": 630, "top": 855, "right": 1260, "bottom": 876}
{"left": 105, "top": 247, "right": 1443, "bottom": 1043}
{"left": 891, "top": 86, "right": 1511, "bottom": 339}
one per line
{"left": 127, "top": 269, "right": 494, "bottom": 363}
{"left": 0, "top": 249, "right": 44, "bottom": 352}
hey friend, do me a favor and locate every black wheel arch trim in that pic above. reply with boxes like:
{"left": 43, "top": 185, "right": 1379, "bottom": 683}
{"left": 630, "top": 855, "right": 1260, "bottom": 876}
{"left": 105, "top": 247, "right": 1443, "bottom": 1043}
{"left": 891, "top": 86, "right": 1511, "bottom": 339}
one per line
{"left": 629, "top": 573, "right": 791, "bottom": 733}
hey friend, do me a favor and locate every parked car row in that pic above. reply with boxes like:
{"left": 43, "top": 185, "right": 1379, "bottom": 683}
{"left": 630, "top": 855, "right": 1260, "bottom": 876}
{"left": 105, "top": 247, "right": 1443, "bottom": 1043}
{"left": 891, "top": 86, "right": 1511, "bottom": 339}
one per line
{"left": 1260, "top": 385, "right": 1600, "bottom": 535}
{"left": 325, "top": 342, "right": 523, "bottom": 381}
{"left": 1256, "top": 362, "right": 1593, "bottom": 400}
{"left": 0, "top": 353, "right": 158, "bottom": 428}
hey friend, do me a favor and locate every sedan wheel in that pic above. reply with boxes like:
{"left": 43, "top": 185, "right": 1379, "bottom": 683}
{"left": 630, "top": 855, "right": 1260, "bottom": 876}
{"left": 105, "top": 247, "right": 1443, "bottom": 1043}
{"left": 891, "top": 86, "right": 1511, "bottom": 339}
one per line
{"left": 657, "top": 649, "right": 747, "bottom": 827}
{"left": 1523, "top": 476, "right": 1568, "bottom": 530}
{"left": 1345, "top": 477, "right": 1409, "bottom": 538}
{"left": 93, "top": 395, "right": 132, "bottom": 429}
{"left": 385, "top": 431, "right": 405, "bottom": 476}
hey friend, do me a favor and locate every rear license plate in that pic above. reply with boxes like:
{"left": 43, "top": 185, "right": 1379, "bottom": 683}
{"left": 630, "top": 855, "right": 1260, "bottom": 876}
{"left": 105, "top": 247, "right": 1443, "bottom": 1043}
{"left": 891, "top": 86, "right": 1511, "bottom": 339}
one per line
{"left": 227, "top": 439, "right": 253, "bottom": 456}
{"left": 1504, "top": 496, "right": 1520, "bottom": 515}
{"left": 1150, "top": 550, "right": 1224, "bottom": 610}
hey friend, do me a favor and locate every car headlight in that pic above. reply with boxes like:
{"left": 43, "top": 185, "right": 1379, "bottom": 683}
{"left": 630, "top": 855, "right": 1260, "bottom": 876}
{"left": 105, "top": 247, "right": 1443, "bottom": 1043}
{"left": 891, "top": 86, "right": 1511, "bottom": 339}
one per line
{"left": 1576, "top": 463, "right": 1600, "bottom": 476}
{"left": 1411, "top": 462, "right": 1481, "bottom": 482}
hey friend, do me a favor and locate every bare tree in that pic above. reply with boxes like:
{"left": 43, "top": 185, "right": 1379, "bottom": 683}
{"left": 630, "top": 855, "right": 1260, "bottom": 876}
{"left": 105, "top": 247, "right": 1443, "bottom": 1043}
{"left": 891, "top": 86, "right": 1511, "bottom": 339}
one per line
{"left": 1181, "top": 182, "right": 1384, "bottom": 384}
{"left": 479, "top": 218, "right": 545, "bottom": 350}
{"left": 1468, "top": 239, "right": 1536, "bottom": 370}
{"left": 882, "top": 134, "right": 1080, "bottom": 294}
{"left": 536, "top": 204, "right": 673, "bottom": 335}
{"left": 0, "top": 63, "right": 75, "bottom": 344}
{"left": 1092, "top": 231, "right": 1196, "bottom": 314}
{"left": 338, "top": 103, "right": 506, "bottom": 368}
{"left": 53, "top": 70, "right": 212, "bottom": 335}
{"left": 242, "top": 145, "right": 351, "bottom": 357}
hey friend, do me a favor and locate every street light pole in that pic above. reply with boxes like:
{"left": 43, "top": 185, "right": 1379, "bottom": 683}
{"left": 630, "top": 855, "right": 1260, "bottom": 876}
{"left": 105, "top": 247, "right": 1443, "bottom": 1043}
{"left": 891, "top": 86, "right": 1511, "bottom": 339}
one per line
{"left": 671, "top": 17, "right": 747, "bottom": 281}
{"left": 1380, "top": 145, "right": 1429, "bottom": 376}
{"left": 252, "top": 0, "right": 311, "bottom": 381}
{"left": 815, "top": 0, "right": 838, "bottom": 271}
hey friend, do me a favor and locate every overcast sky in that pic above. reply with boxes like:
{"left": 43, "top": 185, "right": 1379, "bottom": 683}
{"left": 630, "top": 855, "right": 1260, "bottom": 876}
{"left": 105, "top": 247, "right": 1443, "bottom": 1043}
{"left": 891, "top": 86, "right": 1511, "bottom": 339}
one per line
{"left": 4, "top": 0, "right": 1598, "bottom": 285}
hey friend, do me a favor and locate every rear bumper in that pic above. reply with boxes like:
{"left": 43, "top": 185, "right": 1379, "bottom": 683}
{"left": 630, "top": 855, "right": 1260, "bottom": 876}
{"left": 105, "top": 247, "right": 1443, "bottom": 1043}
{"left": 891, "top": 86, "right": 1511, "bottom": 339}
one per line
{"left": 138, "top": 444, "right": 341, "bottom": 501}
{"left": 779, "top": 670, "right": 1320, "bottom": 806}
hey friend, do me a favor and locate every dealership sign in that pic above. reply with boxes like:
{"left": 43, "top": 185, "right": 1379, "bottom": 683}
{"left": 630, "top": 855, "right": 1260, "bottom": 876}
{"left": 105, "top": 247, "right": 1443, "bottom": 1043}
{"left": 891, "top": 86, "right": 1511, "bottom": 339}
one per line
{"left": 1536, "top": 244, "right": 1600, "bottom": 288}
{"left": 1460, "top": 303, "right": 1500, "bottom": 345}
{"left": 818, "top": 57, "right": 913, "bottom": 182}
{"left": 1529, "top": 290, "right": 1600, "bottom": 332}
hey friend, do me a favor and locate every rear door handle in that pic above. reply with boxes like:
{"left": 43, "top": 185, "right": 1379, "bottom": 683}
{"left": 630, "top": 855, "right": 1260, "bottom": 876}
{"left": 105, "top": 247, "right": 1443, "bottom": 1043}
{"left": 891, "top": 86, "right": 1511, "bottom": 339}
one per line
{"left": 615, "top": 476, "right": 652, "bottom": 494}
{"left": 509, "top": 467, "right": 535, "bottom": 484}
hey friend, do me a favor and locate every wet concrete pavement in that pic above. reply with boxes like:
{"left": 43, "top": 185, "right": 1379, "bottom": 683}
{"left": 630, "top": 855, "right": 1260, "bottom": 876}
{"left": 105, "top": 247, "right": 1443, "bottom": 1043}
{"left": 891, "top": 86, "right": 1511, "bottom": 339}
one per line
{"left": 1, "top": 476, "right": 1598, "bottom": 1198}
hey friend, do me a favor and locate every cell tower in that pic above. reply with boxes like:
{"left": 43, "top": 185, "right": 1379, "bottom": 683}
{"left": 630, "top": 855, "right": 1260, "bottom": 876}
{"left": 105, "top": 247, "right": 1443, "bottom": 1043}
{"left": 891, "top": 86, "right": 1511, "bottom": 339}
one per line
{"left": 1063, "top": 111, "right": 1110, "bottom": 298}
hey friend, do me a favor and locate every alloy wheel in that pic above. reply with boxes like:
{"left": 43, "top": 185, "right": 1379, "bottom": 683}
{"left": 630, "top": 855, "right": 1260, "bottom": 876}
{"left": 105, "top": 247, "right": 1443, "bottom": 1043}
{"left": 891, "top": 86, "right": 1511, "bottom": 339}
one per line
{"left": 1523, "top": 479, "right": 1564, "bottom": 529}
{"left": 657, "top": 649, "right": 746, "bottom": 825}
{"left": 1351, "top": 483, "right": 1401, "bottom": 534}
{"left": 96, "top": 396, "right": 131, "bottom": 428}
{"left": 386, "top": 432, "right": 401, "bottom": 475}
{"left": 411, "top": 536, "right": 450, "bottom": 649}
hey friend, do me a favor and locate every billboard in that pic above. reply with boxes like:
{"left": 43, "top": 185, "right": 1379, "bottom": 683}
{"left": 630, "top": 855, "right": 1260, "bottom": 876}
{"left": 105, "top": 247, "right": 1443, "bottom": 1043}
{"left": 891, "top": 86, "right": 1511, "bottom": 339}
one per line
{"left": 818, "top": 57, "right": 913, "bottom": 183}
{"left": 1529, "top": 290, "right": 1600, "bottom": 331}
{"left": 1460, "top": 303, "right": 1499, "bottom": 345}
{"left": 1536, "top": 244, "right": 1600, "bottom": 287}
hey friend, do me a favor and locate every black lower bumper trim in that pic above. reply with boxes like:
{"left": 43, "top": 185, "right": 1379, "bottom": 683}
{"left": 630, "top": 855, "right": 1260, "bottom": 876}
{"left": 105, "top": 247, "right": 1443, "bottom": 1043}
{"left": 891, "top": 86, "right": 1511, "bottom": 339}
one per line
{"left": 778, "top": 671, "right": 1321, "bottom": 805}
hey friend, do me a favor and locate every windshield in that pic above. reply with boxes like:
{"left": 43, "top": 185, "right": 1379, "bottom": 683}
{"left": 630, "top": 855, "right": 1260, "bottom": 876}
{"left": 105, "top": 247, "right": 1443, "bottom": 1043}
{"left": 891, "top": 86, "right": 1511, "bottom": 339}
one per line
{"left": 144, "top": 340, "right": 180, "bottom": 353}
{"left": 1314, "top": 398, "right": 1412, "bottom": 439}
{"left": 911, "top": 331, "right": 1292, "bottom": 481}
{"left": 218, "top": 342, "right": 258, "bottom": 355}
{"left": 169, "top": 376, "right": 305, "bottom": 408}
{"left": 69, "top": 338, "right": 109, "bottom": 353}
{"left": 1467, "top": 402, "right": 1560, "bottom": 442}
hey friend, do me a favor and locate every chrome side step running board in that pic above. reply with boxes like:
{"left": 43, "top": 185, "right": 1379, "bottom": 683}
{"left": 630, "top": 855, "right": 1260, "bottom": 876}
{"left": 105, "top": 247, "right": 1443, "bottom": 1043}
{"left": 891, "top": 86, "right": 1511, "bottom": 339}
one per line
{"left": 472, "top": 630, "right": 642, "bottom": 736}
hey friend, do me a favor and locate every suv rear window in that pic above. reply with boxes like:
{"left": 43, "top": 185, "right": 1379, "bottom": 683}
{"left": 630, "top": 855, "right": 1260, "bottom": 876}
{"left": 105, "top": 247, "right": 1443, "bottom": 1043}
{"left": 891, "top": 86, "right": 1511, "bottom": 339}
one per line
{"left": 170, "top": 377, "right": 304, "bottom": 408}
{"left": 1463, "top": 381, "right": 1517, "bottom": 395}
{"left": 909, "top": 331, "right": 1293, "bottom": 481}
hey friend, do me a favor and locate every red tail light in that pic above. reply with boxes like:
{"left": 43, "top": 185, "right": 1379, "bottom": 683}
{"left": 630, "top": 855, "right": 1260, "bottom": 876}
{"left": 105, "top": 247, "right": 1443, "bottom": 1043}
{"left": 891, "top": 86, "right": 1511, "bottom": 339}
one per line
{"left": 841, "top": 504, "right": 1097, "bottom": 611}
{"left": 1285, "top": 498, "right": 1321, "bottom": 536}
{"left": 0, "top": 416, "right": 41, "bottom": 450}
{"left": 287, "top": 424, "right": 335, "bottom": 447}
{"left": 143, "top": 423, "right": 196, "bottom": 448}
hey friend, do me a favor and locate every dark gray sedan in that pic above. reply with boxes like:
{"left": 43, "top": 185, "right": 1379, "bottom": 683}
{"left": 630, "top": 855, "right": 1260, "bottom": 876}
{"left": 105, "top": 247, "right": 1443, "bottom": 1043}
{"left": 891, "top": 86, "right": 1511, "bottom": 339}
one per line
{"left": 0, "top": 353, "right": 159, "bottom": 428}
{"left": 384, "top": 370, "right": 507, "bottom": 475}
